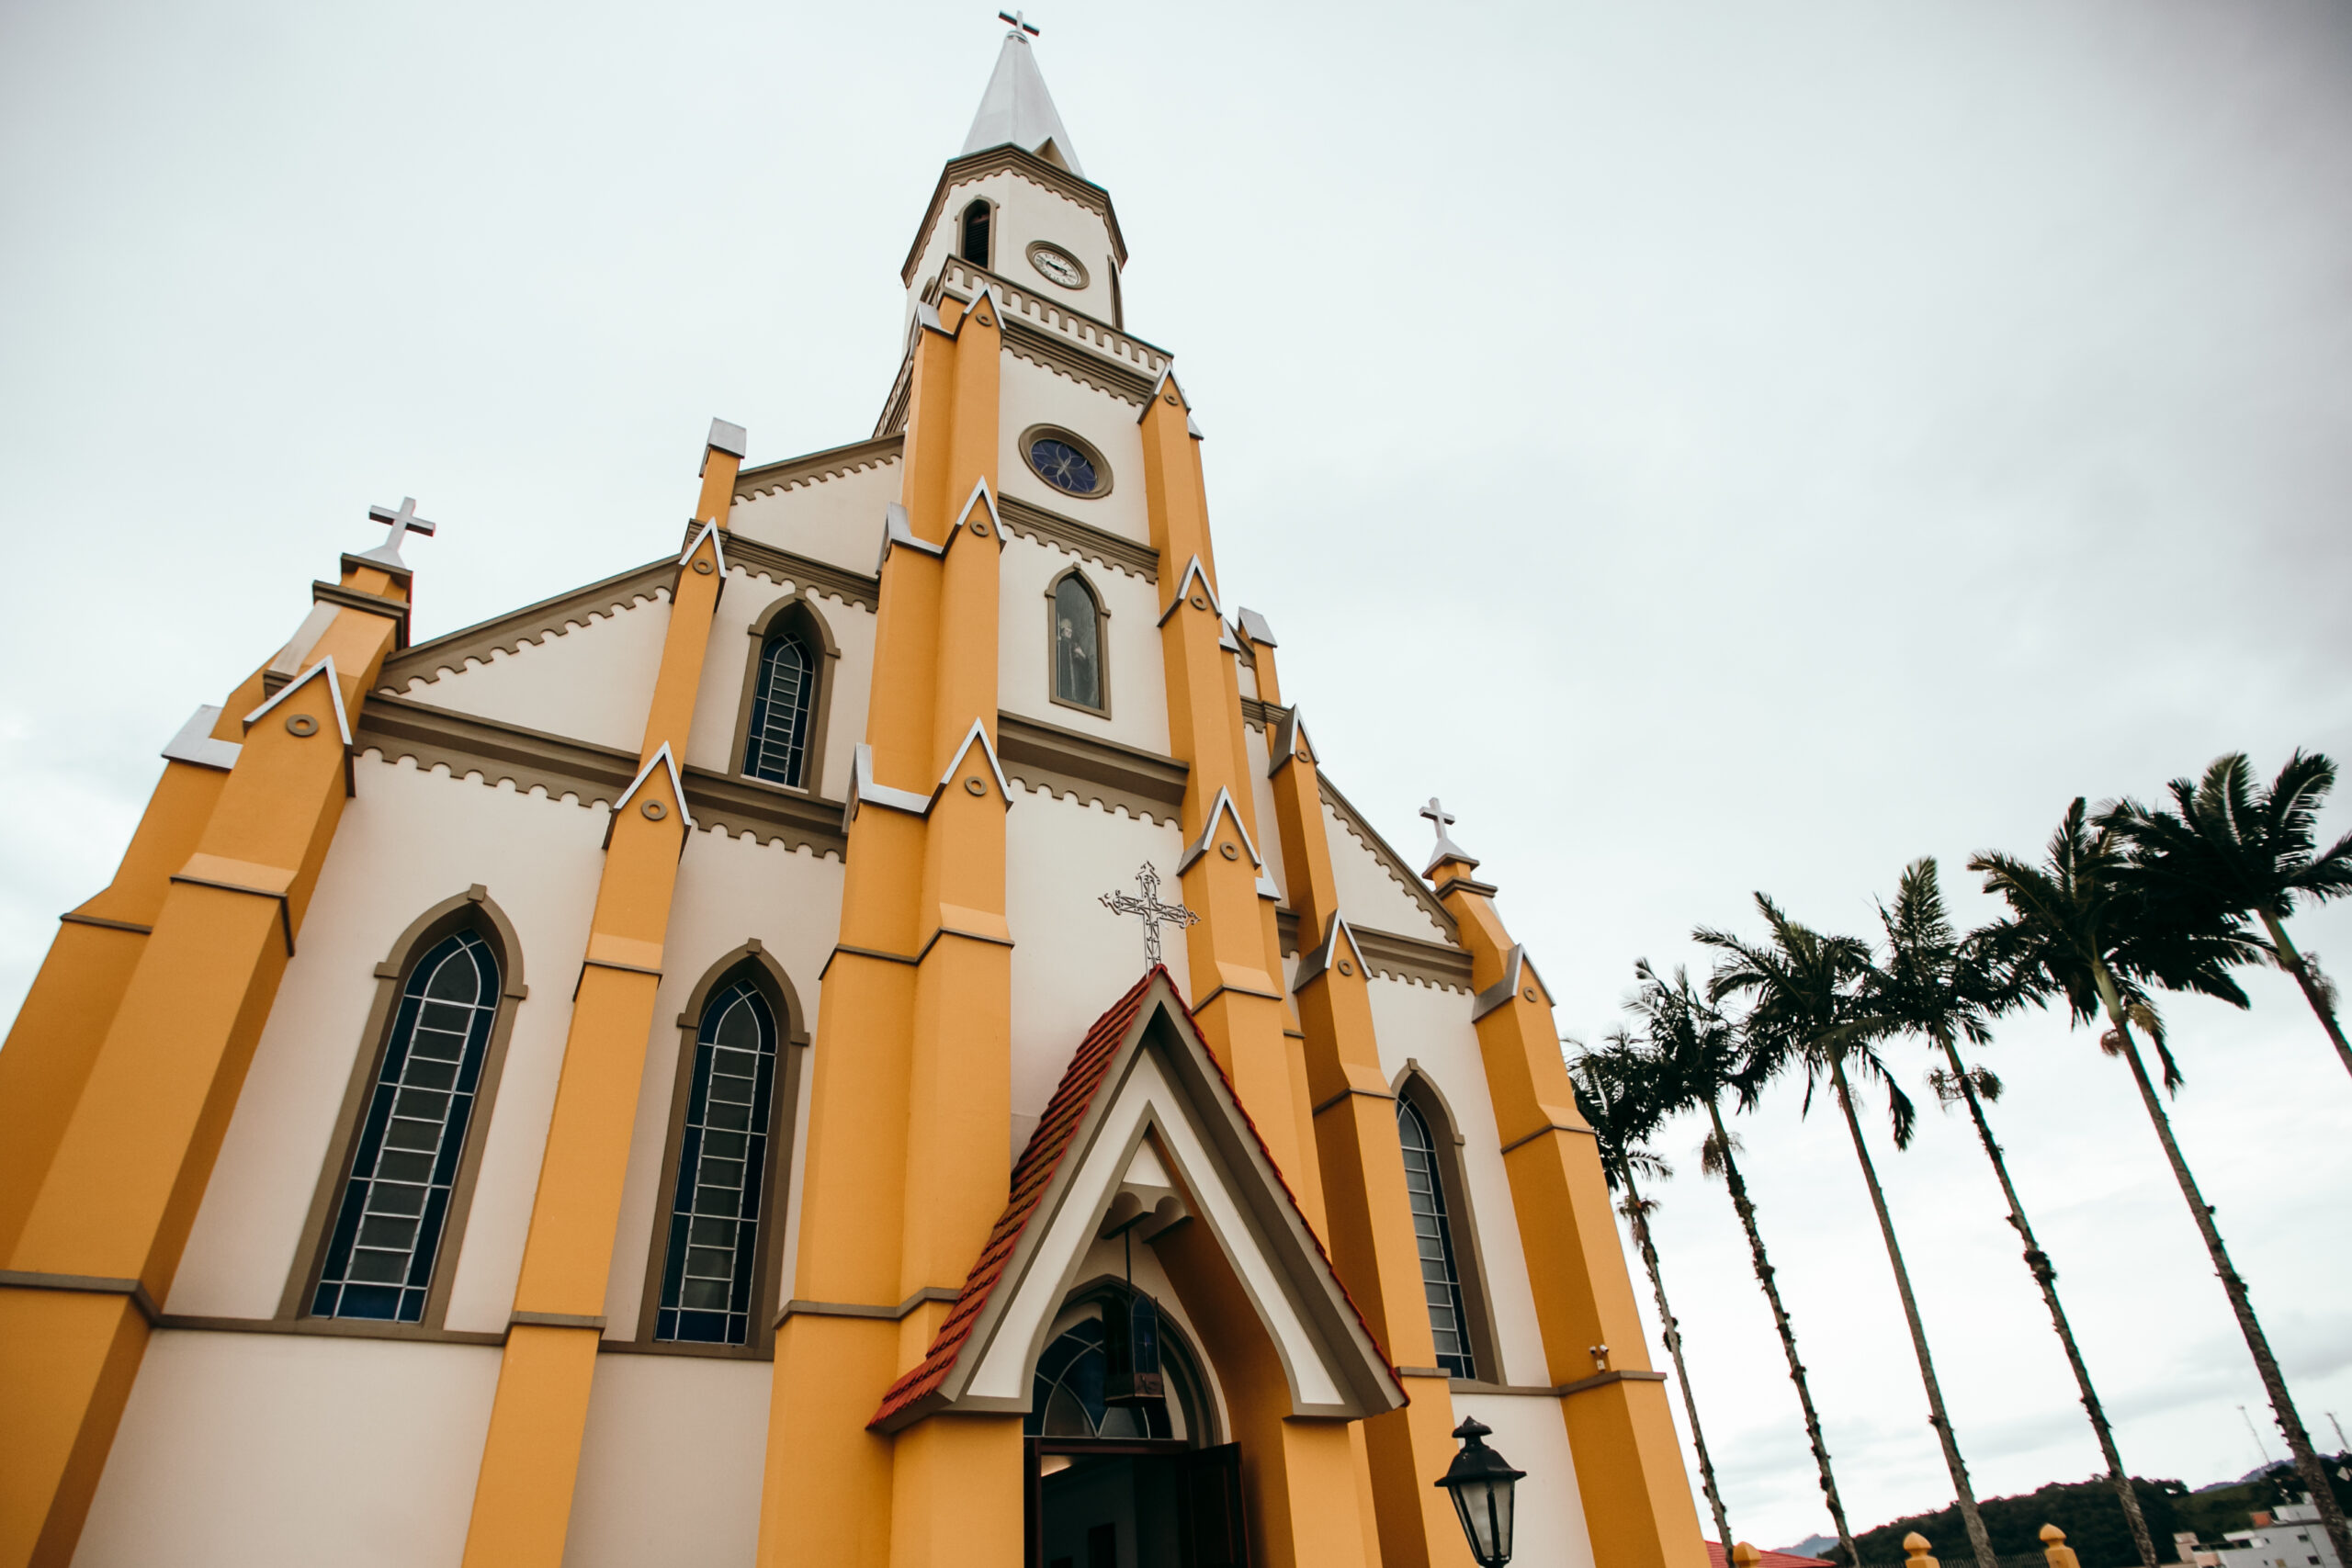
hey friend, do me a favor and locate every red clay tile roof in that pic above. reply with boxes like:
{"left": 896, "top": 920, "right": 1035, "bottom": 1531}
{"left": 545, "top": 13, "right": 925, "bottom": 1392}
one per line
{"left": 868, "top": 965, "right": 1402, "bottom": 1428}
{"left": 1707, "top": 1544, "right": 1834, "bottom": 1568}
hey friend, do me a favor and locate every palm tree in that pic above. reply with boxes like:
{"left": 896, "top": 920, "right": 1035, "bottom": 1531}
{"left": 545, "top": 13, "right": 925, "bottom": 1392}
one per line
{"left": 1971, "top": 801, "right": 2352, "bottom": 1566}
{"left": 1860, "top": 858, "right": 2158, "bottom": 1568}
{"left": 2104, "top": 750, "right": 2352, "bottom": 1084}
{"left": 1628, "top": 961, "right": 1863, "bottom": 1568}
{"left": 1571, "top": 1029, "right": 1736, "bottom": 1556}
{"left": 1698, "top": 894, "right": 2000, "bottom": 1568}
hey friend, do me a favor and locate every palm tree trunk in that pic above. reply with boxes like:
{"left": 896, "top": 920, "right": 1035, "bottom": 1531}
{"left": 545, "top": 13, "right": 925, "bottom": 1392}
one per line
{"left": 2256, "top": 906, "right": 2352, "bottom": 1084}
{"left": 1702, "top": 1093, "right": 1861, "bottom": 1568}
{"left": 2089, "top": 965, "right": 2352, "bottom": 1567}
{"left": 1622, "top": 1165, "right": 1736, "bottom": 1554}
{"left": 1826, "top": 1056, "right": 1998, "bottom": 1568}
{"left": 1938, "top": 1032, "right": 2159, "bottom": 1568}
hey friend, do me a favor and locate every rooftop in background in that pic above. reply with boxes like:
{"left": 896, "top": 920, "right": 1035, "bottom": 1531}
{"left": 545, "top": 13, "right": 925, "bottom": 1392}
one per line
{"left": 1710, "top": 1544, "right": 1835, "bottom": 1568}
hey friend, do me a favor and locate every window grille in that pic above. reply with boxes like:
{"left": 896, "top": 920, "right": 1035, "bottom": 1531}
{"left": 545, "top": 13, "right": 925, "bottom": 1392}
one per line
{"left": 745, "top": 633, "right": 814, "bottom": 787}
{"left": 655, "top": 978, "right": 778, "bottom": 1345}
{"left": 1051, "top": 573, "right": 1102, "bottom": 711}
{"left": 314, "top": 930, "right": 499, "bottom": 1322}
{"left": 1397, "top": 1096, "right": 1477, "bottom": 1380}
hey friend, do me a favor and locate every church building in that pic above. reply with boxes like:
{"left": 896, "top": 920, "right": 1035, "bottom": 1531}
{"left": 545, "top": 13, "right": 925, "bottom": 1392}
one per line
{"left": 0, "top": 26, "right": 1707, "bottom": 1568}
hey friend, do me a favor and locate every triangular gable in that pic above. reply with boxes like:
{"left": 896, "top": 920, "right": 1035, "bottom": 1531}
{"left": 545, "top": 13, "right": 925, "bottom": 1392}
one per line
{"left": 1471, "top": 942, "right": 1552, "bottom": 1021}
{"left": 1158, "top": 554, "right": 1221, "bottom": 626}
{"left": 870, "top": 969, "right": 1405, "bottom": 1431}
{"left": 244, "top": 657, "right": 354, "bottom": 748}
{"left": 1267, "top": 705, "right": 1317, "bottom": 775}
{"left": 612, "top": 741, "right": 697, "bottom": 829}
{"left": 1290, "top": 912, "right": 1371, "bottom": 991}
{"left": 1176, "top": 786, "right": 1280, "bottom": 899}
{"left": 678, "top": 518, "right": 729, "bottom": 574}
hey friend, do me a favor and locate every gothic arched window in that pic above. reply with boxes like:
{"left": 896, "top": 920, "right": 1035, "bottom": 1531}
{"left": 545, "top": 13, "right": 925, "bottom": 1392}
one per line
{"left": 313, "top": 930, "right": 501, "bottom": 1323}
{"left": 654, "top": 976, "right": 780, "bottom": 1345}
{"left": 1397, "top": 1095, "right": 1477, "bottom": 1380}
{"left": 1050, "top": 570, "right": 1105, "bottom": 714}
{"left": 960, "top": 198, "right": 992, "bottom": 266}
{"left": 745, "top": 632, "right": 815, "bottom": 788}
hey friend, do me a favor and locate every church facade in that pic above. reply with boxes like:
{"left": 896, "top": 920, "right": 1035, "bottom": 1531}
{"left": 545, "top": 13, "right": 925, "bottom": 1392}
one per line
{"left": 0, "top": 30, "right": 1706, "bottom": 1568}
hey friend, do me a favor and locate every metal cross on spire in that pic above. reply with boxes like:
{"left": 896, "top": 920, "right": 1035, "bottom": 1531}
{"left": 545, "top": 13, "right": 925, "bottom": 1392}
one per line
{"left": 998, "top": 9, "right": 1039, "bottom": 36}
{"left": 1100, "top": 862, "right": 1196, "bottom": 970}
{"left": 358, "top": 497, "right": 437, "bottom": 568}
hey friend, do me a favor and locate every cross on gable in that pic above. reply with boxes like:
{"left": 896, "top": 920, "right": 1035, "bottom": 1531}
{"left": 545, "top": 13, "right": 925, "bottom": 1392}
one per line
{"left": 358, "top": 497, "right": 437, "bottom": 568}
{"left": 1419, "top": 797, "right": 1455, "bottom": 839}
{"left": 1100, "top": 862, "right": 1197, "bottom": 969}
{"left": 997, "top": 9, "right": 1039, "bottom": 36}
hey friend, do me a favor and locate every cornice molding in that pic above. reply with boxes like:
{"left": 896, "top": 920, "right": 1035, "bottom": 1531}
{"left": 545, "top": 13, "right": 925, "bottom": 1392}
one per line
{"left": 380, "top": 558, "right": 673, "bottom": 690}
{"left": 733, "top": 433, "right": 903, "bottom": 502}
{"left": 684, "top": 524, "right": 881, "bottom": 614}
{"left": 1275, "top": 908, "right": 1473, "bottom": 994}
{"left": 995, "top": 710, "right": 1187, "bottom": 826}
{"left": 899, "top": 145, "right": 1129, "bottom": 288}
{"left": 356, "top": 694, "right": 847, "bottom": 861}
{"left": 998, "top": 493, "right": 1159, "bottom": 582}
{"left": 312, "top": 580, "right": 412, "bottom": 649}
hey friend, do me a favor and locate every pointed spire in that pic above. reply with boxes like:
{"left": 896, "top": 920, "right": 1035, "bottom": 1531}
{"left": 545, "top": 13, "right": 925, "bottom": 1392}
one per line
{"left": 962, "top": 24, "right": 1083, "bottom": 176}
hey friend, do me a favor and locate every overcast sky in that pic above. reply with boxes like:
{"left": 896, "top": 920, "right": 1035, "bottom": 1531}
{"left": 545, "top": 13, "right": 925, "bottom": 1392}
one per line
{"left": 5, "top": 0, "right": 2349, "bottom": 1552}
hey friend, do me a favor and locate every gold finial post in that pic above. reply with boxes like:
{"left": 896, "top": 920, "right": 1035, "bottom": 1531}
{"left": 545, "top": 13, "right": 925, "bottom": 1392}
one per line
{"left": 1904, "top": 1532, "right": 1940, "bottom": 1568}
{"left": 2041, "top": 1524, "right": 2082, "bottom": 1568}
{"left": 1732, "top": 1544, "right": 1763, "bottom": 1568}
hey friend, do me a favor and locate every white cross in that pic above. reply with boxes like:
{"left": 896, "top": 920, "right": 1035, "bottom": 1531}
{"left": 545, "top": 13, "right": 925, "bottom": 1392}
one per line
{"left": 1420, "top": 796, "right": 1473, "bottom": 865}
{"left": 1419, "top": 797, "right": 1455, "bottom": 839}
{"left": 1100, "top": 862, "right": 1196, "bottom": 969}
{"left": 998, "top": 9, "right": 1039, "bottom": 36}
{"left": 360, "top": 497, "right": 437, "bottom": 566}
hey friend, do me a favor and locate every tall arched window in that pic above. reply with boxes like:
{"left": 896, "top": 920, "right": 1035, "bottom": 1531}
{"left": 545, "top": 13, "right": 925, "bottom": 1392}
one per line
{"left": 959, "top": 198, "right": 992, "bottom": 266}
{"left": 745, "top": 632, "right": 815, "bottom": 787}
{"left": 313, "top": 930, "right": 501, "bottom": 1323}
{"left": 1050, "top": 570, "right": 1105, "bottom": 714}
{"left": 1397, "top": 1096, "right": 1477, "bottom": 1379}
{"left": 654, "top": 976, "right": 780, "bottom": 1345}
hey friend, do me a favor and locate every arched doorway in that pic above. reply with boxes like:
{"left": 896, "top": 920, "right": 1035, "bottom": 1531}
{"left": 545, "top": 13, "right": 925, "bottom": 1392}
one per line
{"left": 1024, "top": 1288, "right": 1247, "bottom": 1568}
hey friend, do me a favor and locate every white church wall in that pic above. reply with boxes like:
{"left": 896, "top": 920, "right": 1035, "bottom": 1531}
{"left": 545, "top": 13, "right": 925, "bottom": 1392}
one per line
{"left": 168, "top": 758, "right": 603, "bottom": 1325}
{"left": 1005, "top": 788, "right": 1187, "bottom": 1138}
{"left": 1449, "top": 1391, "right": 1600, "bottom": 1568}
{"left": 601, "top": 828, "right": 842, "bottom": 1337}
{"left": 74, "top": 1329, "right": 499, "bottom": 1568}
{"left": 1241, "top": 723, "right": 1291, "bottom": 907}
{"left": 562, "top": 1354, "right": 771, "bottom": 1568}
{"left": 1323, "top": 794, "right": 1453, "bottom": 943}
{"left": 683, "top": 563, "right": 876, "bottom": 803}
{"left": 727, "top": 452, "right": 899, "bottom": 577}
{"left": 389, "top": 585, "right": 671, "bottom": 755}
{"left": 996, "top": 351, "right": 1153, "bottom": 547}
{"left": 905, "top": 166, "right": 1123, "bottom": 333}
{"left": 1363, "top": 974, "right": 1552, "bottom": 1391}
{"left": 997, "top": 532, "right": 1170, "bottom": 757}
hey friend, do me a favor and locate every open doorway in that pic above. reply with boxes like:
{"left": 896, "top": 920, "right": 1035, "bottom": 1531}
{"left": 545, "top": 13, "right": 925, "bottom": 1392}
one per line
{"left": 1023, "top": 1300, "right": 1247, "bottom": 1567}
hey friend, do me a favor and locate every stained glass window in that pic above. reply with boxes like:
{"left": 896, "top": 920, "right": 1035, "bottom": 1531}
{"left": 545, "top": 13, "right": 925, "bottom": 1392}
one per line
{"left": 1398, "top": 1096, "right": 1477, "bottom": 1380}
{"left": 745, "top": 633, "right": 814, "bottom": 787}
{"left": 1052, "top": 573, "right": 1103, "bottom": 711}
{"left": 656, "top": 979, "right": 778, "bottom": 1345}
{"left": 314, "top": 930, "right": 499, "bottom": 1323}
{"left": 1029, "top": 436, "right": 1100, "bottom": 497}
{"left": 1023, "top": 1316, "right": 1173, "bottom": 1440}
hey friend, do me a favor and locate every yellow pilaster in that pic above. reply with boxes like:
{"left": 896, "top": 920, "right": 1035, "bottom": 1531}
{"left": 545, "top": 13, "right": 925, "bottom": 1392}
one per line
{"left": 761, "top": 290, "right": 1018, "bottom": 1568}
{"left": 458, "top": 428, "right": 743, "bottom": 1568}
{"left": 1261, "top": 694, "right": 1470, "bottom": 1568}
{"left": 0, "top": 570, "right": 402, "bottom": 1568}
{"left": 1430, "top": 852, "right": 1707, "bottom": 1568}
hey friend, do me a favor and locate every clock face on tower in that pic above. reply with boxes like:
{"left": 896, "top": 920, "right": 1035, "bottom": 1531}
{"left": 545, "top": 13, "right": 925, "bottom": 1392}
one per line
{"left": 1025, "top": 242, "right": 1088, "bottom": 290}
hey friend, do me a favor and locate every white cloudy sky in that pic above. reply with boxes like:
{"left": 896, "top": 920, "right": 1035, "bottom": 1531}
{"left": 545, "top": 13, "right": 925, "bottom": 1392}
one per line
{"left": 5, "top": 0, "right": 2349, "bottom": 1551}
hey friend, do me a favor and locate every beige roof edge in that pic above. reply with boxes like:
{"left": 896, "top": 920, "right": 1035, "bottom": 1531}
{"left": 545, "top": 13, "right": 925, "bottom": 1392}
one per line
{"left": 733, "top": 432, "right": 905, "bottom": 501}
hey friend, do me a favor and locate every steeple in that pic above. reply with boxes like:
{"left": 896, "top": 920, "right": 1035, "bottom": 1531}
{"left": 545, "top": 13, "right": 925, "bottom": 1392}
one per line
{"left": 961, "top": 20, "right": 1082, "bottom": 175}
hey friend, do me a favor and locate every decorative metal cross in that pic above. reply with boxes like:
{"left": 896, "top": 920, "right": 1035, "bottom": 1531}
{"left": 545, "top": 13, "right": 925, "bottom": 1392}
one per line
{"left": 360, "top": 497, "right": 437, "bottom": 566}
{"left": 1100, "top": 862, "right": 1196, "bottom": 969}
{"left": 1419, "top": 797, "right": 1455, "bottom": 842}
{"left": 998, "top": 9, "right": 1039, "bottom": 36}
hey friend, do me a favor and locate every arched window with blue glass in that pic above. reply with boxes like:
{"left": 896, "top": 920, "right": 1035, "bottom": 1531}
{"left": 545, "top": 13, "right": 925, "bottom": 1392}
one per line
{"left": 653, "top": 969, "right": 784, "bottom": 1345}
{"left": 1398, "top": 1091, "right": 1479, "bottom": 1381}
{"left": 738, "top": 595, "right": 834, "bottom": 793}
{"left": 311, "top": 926, "right": 504, "bottom": 1324}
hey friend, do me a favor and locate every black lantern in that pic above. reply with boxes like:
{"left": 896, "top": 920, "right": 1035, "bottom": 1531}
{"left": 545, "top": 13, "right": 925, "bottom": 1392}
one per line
{"left": 1102, "top": 1284, "right": 1164, "bottom": 1408}
{"left": 1434, "top": 1416, "right": 1524, "bottom": 1568}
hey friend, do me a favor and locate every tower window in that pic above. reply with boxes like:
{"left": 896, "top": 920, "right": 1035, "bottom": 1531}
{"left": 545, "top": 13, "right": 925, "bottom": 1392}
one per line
{"left": 1050, "top": 570, "right": 1105, "bottom": 714}
{"left": 655, "top": 977, "right": 779, "bottom": 1346}
{"left": 1397, "top": 1096, "right": 1477, "bottom": 1380}
{"left": 313, "top": 931, "right": 500, "bottom": 1323}
{"left": 960, "top": 199, "right": 992, "bottom": 266}
{"left": 745, "top": 632, "right": 815, "bottom": 787}
{"left": 1019, "top": 424, "right": 1113, "bottom": 500}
